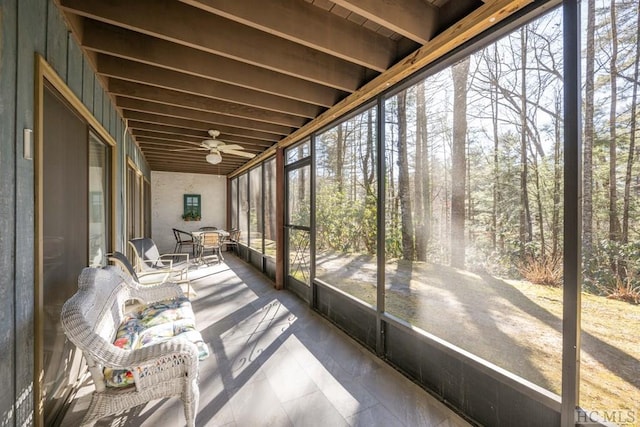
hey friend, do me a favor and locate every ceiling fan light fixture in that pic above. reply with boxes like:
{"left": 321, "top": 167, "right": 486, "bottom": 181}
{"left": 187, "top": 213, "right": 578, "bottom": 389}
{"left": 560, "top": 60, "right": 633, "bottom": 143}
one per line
{"left": 206, "top": 151, "right": 222, "bottom": 165}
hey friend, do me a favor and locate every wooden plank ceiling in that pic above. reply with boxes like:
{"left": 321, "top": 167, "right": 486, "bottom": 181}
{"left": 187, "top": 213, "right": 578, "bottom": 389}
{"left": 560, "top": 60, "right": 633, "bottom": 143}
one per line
{"left": 57, "top": 0, "right": 495, "bottom": 175}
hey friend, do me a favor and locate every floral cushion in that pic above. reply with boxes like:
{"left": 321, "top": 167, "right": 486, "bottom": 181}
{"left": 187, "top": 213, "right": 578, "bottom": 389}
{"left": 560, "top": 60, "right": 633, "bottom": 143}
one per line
{"left": 104, "top": 297, "right": 209, "bottom": 388}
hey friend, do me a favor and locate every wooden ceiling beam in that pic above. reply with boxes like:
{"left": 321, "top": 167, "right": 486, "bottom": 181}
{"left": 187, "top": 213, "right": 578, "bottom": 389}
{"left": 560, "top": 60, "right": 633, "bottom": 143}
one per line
{"left": 122, "top": 111, "right": 283, "bottom": 142}
{"left": 127, "top": 122, "right": 207, "bottom": 139}
{"left": 97, "top": 55, "right": 322, "bottom": 118}
{"left": 80, "top": 21, "right": 343, "bottom": 107}
{"left": 118, "top": 98, "right": 294, "bottom": 135}
{"left": 178, "top": 0, "right": 396, "bottom": 71}
{"left": 134, "top": 131, "right": 202, "bottom": 144}
{"left": 109, "top": 79, "right": 308, "bottom": 128}
{"left": 331, "top": 0, "right": 439, "bottom": 44}
{"left": 231, "top": 0, "right": 533, "bottom": 177}
{"left": 59, "top": 0, "right": 369, "bottom": 91}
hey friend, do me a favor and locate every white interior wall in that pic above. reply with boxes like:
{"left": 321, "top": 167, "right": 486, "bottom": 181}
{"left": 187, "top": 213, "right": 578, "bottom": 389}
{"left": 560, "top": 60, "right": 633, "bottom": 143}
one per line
{"left": 151, "top": 171, "right": 227, "bottom": 253}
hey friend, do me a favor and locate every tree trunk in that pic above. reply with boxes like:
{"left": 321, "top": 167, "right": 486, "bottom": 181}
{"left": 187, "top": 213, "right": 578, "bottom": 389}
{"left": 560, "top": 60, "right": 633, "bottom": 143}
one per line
{"left": 362, "top": 110, "right": 375, "bottom": 195}
{"left": 363, "top": 109, "right": 377, "bottom": 253}
{"left": 415, "top": 83, "right": 428, "bottom": 261}
{"left": 532, "top": 151, "right": 546, "bottom": 257}
{"left": 397, "top": 91, "right": 415, "bottom": 260}
{"left": 443, "top": 139, "right": 450, "bottom": 263}
{"left": 609, "top": 0, "right": 621, "bottom": 243}
{"left": 552, "top": 95, "right": 562, "bottom": 260}
{"left": 583, "top": 0, "right": 595, "bottom": 254}
{"left": 451, "top": 58, "right": 470, "bottom": 269}
{"left": 336, "top": 124, "right": 345, "bottom": 193}
{"left": 622, "top": 3, "right": 640, "bottom": 244}
{"left": 491, "top": 45, "right": 501, "bottom": 252}
{"left": 422, "top": 101, "right": 431, "bottom": 258}
{"left": 519, "top": 28, "right": 533, "bottom": 254}
{"left": 387, "top": 101, "right": 398, "bottom": 257}
{"left": 466, "top": 145, "right": 473, "bottom": 244}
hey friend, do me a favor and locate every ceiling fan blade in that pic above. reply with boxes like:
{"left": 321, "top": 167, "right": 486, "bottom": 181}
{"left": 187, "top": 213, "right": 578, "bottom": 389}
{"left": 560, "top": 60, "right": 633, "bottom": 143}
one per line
{"left": 224, "top": 149, "right": 256, "bottom": 158}
{"left": 218, "top": 144, "right": 243, "bottom": 151}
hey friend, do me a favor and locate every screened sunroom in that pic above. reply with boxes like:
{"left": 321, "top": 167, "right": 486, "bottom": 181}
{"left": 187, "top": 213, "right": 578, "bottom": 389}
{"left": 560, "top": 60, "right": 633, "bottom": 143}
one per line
{"left": 1, "top": 0, "right": 639, "bottom": 426}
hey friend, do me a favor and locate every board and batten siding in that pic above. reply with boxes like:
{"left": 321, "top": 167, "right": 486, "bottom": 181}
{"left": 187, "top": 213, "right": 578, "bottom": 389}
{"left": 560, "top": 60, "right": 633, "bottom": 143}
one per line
{"left": 0, "top": 0, "right": 148, "bottom": 425}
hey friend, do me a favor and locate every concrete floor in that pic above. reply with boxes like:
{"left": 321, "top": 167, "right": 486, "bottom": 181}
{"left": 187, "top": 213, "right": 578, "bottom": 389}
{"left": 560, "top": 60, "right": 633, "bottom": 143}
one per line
{"left": 63, "top": 254, "right": 472, "bottom": 427}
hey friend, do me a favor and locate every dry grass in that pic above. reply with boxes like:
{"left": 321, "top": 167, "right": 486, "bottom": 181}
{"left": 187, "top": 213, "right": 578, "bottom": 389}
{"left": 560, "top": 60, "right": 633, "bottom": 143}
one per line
{"left": 518, "top": 255, "right": 562, "bottom": 287}
{"left": 604, "top": 276, "right": 640, "bottom": 305}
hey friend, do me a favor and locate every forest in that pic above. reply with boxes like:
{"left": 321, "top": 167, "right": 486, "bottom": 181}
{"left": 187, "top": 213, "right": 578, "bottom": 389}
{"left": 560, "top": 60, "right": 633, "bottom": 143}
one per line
{"left": 312, "top": 3, "right": 639, "bottom": 411}
{"left": 315, "top": 3, "right": 640, "bottom": 304}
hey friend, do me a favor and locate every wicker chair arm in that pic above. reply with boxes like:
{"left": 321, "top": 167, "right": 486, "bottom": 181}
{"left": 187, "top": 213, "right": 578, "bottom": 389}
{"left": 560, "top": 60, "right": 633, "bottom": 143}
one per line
{"left": 127, "top": 280, "right": 185, "bottom": 303}
{"left": 116, "top": 338, "right": 200, "bottom": 370}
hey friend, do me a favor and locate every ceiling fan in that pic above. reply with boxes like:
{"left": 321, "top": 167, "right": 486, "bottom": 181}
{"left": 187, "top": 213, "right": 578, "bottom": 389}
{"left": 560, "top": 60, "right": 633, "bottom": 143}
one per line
{"left": 170, "top": 130, "right": 256, "bottom": 165}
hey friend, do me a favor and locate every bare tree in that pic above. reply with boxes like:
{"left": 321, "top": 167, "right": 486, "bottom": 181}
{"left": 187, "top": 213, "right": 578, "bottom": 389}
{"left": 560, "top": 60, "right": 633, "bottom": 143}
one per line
{"left": 609, "top": 0, "right": 621, "bottom": 243}
{"left": 552, "top": 93, "right": 562, "bottom": 259}
{"left": 362, "top": 109, "right": 377, "bottom": 253}
{"left": 451, "top": 57, "right": 470, "bottom": 268}
{"left": 415, "top": 82, "right": 430, "bottom": 261}
{"left": 397, "top": 90, "right": 415, "bottom": 260}
{"left": 335, "top": 124, "right": 345, "bottom": 193}
{"left": 583, "top": 0, "right": 596, "bottom": 256}
{"left": 519, "top": 28, "right": 533, "bottom": 253}
{"left": 622, "top": 2, "right": 640, "bottom": 244}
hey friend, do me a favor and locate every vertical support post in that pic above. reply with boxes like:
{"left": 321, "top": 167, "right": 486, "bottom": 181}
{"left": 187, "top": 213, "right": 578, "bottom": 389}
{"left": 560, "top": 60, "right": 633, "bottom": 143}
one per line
{"left": 376, "top": 96, "right": 386, "bottom": 356}
{"left": 275, "top": 147, "right": 285, "bottom": 290}
{"left": 226, "top": 178, "right": 231, "bottom": 231}
{"left": 310, "top": 135, "right": 317, "bottom": 306}
{"left": 562, "top": 1, "right": 582, "bottom": 425}
{"left": 261, "top": 164, "right": 266, "bottom": 257}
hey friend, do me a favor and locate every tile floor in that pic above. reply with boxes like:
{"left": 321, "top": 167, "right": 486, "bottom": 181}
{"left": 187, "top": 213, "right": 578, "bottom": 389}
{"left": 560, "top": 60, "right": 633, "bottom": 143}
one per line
{"left": 63, "top": 254, "right": 472, "bottom": 427}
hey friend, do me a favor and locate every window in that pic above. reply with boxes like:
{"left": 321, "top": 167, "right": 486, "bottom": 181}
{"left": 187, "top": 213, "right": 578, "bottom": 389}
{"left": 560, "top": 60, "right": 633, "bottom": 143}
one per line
{"left": 286, "top": 139, "right": 310, "bottom": 165}
{"left": 183, "top": 194, "right": 201, "bottom": 220}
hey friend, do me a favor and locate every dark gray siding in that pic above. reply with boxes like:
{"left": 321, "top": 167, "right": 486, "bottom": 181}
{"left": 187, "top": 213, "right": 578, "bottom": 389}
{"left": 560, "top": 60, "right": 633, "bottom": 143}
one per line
{"left": 0, "top": 0, "right": 148, "bottom": 424}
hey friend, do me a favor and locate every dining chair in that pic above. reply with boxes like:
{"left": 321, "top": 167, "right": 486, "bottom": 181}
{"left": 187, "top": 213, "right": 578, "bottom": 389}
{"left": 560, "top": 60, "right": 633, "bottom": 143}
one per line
{"left": 223, "top": 229, "right": 240, "bottom": 254}
{"left": 198, "top": 226, "right": 218, "bottom": 231}
{"left": 197, "top": 231, "right": 223, "bottom": 264}
{"left": 173, "top": 228, "right": 196, "bottom": 255}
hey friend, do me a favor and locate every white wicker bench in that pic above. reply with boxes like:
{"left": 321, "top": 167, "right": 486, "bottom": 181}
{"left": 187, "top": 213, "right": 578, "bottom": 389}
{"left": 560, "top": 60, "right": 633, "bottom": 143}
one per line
{"left": 61, "top": 266, "right": 205, "bottom": 427}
